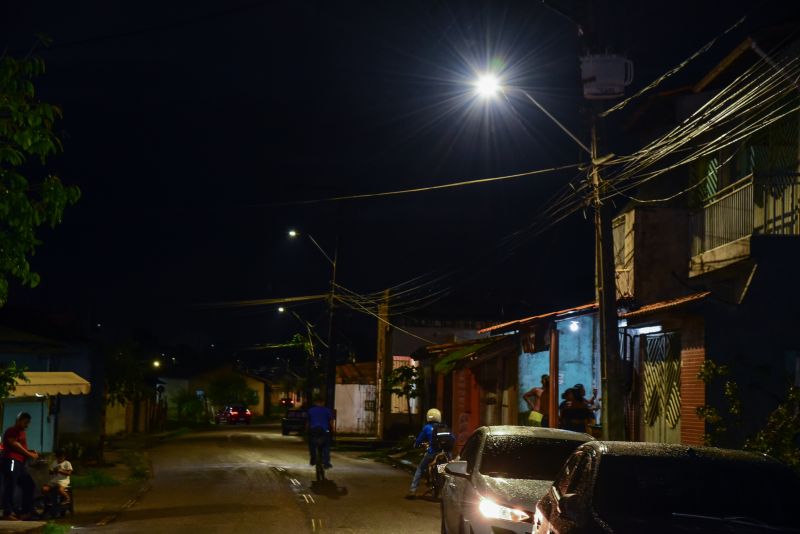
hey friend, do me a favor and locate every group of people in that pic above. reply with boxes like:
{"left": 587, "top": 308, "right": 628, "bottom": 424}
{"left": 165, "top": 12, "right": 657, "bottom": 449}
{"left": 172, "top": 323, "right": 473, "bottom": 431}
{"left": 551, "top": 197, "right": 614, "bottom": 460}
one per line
{"left": 523, "top": 374, "right": 599, "bottom": 432}
{"left": 1, "top": 412, "right": 72, "bottom": 521}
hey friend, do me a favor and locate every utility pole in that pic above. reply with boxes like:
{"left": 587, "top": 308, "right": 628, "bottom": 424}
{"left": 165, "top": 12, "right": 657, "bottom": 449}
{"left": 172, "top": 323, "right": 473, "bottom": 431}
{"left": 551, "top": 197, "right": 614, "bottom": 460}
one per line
{"left": 590, "top": 114, "right": 625, "bottom": 441}
{"left": 375, "top": 289, "right": 391, "bottom": 439}
{"left": 324, "top": 241, "right": 339, "bottom": 411}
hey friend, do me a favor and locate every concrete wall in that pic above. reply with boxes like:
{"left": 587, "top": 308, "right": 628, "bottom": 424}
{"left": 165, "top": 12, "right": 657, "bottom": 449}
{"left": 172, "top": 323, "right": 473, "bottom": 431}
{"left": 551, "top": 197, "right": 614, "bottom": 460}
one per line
{"left": 334, "top": 384, "right": 376, "bottom": 434}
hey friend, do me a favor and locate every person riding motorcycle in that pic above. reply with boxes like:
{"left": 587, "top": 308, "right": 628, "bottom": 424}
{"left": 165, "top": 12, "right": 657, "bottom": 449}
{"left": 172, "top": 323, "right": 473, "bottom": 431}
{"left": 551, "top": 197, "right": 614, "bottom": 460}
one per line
{"left": 405, "top": 408, "right": 449, "bottom": 499}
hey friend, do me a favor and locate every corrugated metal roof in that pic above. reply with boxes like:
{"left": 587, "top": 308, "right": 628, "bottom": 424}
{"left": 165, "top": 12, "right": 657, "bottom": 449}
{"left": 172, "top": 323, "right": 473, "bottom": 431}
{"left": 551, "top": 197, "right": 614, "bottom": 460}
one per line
{"left": 477, "top": 302, "right": 598, "bottom": 334}
{"left": 622, "top": 291, "right": 711, "bottom": 319}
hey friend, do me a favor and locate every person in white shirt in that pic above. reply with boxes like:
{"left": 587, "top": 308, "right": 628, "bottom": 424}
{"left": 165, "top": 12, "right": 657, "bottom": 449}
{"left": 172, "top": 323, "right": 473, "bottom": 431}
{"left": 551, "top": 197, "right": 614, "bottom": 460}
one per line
{"left": 42, "top": 448, "right": 72, "bottom": 504}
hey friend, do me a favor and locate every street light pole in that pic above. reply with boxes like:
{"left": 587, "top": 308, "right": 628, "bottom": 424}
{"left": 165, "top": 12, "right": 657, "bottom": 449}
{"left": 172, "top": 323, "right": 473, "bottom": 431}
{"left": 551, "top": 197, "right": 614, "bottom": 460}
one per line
{"left": 289, "top": 229, "right": 339, "bottom": 411}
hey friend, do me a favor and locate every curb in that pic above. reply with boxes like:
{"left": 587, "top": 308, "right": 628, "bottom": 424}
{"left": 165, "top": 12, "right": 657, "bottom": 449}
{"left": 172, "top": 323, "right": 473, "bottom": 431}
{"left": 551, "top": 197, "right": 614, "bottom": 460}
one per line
{"left": 94, "top": 482, "right": 151, "bottom": 527}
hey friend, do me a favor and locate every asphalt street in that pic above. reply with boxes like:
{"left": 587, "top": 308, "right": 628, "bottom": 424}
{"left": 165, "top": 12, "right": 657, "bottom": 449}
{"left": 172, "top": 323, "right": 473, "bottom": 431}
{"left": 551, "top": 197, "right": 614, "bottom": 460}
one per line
{"left": 98, "top": 425, "right": 440, "bottom": 534}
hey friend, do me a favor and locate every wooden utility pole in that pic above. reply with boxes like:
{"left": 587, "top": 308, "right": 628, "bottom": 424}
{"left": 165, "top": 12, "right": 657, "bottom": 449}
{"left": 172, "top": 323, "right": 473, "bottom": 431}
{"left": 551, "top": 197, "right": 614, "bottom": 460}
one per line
{"left": 375, "top": 289, "right": 391, "bottom": 439}
{"left": 590, "top": 115, "right": 625, "bottom": 440}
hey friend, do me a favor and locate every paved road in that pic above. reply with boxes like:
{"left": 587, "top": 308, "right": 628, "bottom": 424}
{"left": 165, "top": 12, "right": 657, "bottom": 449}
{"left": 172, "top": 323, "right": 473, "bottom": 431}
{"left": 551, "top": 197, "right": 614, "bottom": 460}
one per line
{"left": 100, "top": 425, "right": 440, "bottom": 533}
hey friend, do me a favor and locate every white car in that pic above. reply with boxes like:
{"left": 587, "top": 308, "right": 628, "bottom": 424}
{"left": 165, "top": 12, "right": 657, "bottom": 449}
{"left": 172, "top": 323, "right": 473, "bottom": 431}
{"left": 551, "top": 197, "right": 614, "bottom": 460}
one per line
{"left": 441, "top": 426, "right": 595, "bottom": 534}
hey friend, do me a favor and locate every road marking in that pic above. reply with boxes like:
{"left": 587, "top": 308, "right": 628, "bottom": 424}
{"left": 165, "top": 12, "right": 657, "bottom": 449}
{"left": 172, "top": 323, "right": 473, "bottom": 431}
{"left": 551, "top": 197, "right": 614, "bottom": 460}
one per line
{"left": 306, "top": 494, "right": 316, "bottom": 504}
{"left": 290, "top": 478, "right": 301, "bottom": 486}
{"left": 311, "top": 518, "right": 323, "bottom": 531}
{"left": 96, "top": 515, "right": 116, "bottom": 526}
{"left": 301, "top": 494, "right": 309, "bottom": 503}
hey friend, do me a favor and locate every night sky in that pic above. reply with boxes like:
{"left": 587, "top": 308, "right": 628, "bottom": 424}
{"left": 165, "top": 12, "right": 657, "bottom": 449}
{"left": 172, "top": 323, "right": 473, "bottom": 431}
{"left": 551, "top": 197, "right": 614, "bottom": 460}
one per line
{"left": 2, "top": 1, "right": 798, "bottom": 355}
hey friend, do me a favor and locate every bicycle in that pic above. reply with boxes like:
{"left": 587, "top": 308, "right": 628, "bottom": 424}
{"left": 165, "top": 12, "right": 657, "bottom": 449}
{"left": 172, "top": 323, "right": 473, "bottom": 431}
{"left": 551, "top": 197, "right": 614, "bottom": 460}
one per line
{"left": 309, "top": 428, "right": 328, "bottom": 482}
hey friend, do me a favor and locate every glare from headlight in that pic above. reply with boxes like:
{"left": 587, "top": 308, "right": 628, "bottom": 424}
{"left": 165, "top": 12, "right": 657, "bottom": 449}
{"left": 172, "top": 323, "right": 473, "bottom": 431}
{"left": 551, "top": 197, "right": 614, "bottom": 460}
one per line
{"left": 478, "top": 496, "right": 530, "bottom": 522}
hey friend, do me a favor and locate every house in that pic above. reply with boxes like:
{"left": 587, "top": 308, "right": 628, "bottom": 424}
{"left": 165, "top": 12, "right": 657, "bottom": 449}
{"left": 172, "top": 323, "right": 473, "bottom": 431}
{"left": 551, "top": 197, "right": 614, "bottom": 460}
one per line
{"left": 187, "top": 364, "right": 269, "bottom": 418}
{"left": 610, "top": 30, "right": 800, "bottom": 447}
{"left": 0, "top": 326, "right": 95, "bottom": 452}
{"left": 377, "top": 318, "right": 490, "bottom": 439}
{"left": 335, "top": 361, "right": 377, "bottom": 435}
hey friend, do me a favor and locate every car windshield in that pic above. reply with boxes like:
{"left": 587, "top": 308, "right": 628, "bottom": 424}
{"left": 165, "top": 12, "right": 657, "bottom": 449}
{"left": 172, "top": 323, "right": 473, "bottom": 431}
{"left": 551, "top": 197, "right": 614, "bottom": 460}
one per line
{"left": 594, "top": 455, "right": 800, "bottom": 528}
{"left": 479, "top": 436, "right": 584, "bottom": 480}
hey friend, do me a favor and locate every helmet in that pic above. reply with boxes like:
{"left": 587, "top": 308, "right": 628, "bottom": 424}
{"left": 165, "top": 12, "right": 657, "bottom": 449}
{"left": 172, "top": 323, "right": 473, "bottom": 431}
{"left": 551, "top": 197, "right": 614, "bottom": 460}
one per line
{"left": 426, "top": 408, "right": 442, "bottom": 423}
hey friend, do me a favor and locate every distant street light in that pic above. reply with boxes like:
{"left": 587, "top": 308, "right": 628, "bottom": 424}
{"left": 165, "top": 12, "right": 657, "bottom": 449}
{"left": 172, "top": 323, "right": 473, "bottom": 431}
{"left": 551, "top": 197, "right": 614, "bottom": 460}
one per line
{"left": 152, "top": 360, "right": 161, "bottom": 369}
{"left": 288, "top": 227, "right": 339, "bottom": 410}
{"left": 278, "top": 306, "right": 286, "bottom": 313}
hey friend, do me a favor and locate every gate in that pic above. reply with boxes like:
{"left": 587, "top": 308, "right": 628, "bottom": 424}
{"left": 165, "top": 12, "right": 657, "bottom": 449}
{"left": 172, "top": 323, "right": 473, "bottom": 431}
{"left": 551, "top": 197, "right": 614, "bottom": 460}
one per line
{"left": 641, "top": 332, "right": 681, "bottom": 443}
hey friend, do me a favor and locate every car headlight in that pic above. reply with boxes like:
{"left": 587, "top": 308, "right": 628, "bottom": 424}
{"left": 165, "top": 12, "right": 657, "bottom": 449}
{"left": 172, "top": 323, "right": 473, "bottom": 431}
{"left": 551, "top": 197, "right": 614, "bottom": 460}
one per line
{"left": 478, "top": 496, "right": 531, "bottom": 523}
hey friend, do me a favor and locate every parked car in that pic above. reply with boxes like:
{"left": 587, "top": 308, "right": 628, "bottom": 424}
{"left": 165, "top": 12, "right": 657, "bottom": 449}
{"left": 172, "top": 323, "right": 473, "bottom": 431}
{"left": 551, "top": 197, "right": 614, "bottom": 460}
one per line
{"left": 214, "top": 404, "right": 252, "bottom": 425}
{"left": 281, "top": 408, "right": 308, "bottom": 435}
{"left": 534, "top": 441, "right": 800, "bottom": 534}
{"left": 442, "top": 426, "right": 595, "bottom": 534}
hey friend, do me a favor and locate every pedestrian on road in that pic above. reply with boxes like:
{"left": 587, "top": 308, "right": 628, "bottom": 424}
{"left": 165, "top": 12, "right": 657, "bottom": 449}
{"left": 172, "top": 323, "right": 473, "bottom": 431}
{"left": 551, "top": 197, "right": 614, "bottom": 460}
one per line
{"left": 1, "top": 412, "right": 39, "bottom": 521}
{"left": 307, "top": 396, "right": 335, "bottom": 470}
{"left": 406, "top": 408, "right": 447, "bottom": 499}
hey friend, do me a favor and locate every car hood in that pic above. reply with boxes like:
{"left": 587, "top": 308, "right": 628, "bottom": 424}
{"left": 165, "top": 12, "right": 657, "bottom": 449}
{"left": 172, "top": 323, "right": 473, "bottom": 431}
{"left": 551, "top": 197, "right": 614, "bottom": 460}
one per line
{"left": 477, "top": 475, "right": 552, "bottom": 509}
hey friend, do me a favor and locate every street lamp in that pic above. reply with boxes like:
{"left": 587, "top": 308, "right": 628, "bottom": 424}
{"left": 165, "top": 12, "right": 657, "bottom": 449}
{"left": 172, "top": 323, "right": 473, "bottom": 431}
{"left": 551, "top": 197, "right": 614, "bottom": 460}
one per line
{"left": 278, "top": 306, "right": 285, "bottom": 313}
{"left": 288, "top": 228, "right": 339, "bottom": 410}
{"left": 471, "top": 69, "right": 623, "bottom": 440}
{"left": 152, "top": 360, "right": 161, "bottom": 369}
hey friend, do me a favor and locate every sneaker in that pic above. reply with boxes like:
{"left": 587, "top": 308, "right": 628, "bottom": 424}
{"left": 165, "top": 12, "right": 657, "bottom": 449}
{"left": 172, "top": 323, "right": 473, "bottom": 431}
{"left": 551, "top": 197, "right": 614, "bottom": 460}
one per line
{"left": 404, "top": 491, "right": 417, "bottom": 500}
{"left": 324, "top": 463, "right": 333, "bottom": 469}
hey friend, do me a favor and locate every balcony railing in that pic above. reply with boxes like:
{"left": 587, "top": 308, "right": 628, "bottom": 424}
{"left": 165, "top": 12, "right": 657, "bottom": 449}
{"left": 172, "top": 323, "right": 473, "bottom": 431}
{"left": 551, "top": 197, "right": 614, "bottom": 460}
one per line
{"left": 691, "top": 174, "right": 800, "bottom": 257}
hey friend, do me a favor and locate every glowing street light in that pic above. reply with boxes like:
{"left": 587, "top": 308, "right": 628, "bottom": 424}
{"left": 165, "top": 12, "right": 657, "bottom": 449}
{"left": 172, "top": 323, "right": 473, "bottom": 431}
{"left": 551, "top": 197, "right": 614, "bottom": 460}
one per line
{"left": 152, "top": 360, "right": 161, "bottom": 369}
{"left": 288, "top": 229, "right": 298, "bottom": 238}
{"left": 475, "top": 73, "right": 501, "bottom": 98}
{"left": 278, "top": 306, "right": 285, "bottom": 313}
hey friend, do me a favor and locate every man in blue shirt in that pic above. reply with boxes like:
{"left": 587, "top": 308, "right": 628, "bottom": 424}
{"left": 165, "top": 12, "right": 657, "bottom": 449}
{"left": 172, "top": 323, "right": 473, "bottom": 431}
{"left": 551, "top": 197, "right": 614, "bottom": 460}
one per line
{"left": 307, "top": 396, "right": 335, "bottom": 469}
{"left": 405, "top": 408, "right": 444, "bottom": 499}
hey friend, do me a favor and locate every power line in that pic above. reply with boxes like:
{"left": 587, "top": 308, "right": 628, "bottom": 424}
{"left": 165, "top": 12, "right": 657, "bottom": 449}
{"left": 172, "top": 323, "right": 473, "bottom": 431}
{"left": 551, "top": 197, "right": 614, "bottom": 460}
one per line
{"left": 265, "top": 163, "right": 582, "bottom": 207}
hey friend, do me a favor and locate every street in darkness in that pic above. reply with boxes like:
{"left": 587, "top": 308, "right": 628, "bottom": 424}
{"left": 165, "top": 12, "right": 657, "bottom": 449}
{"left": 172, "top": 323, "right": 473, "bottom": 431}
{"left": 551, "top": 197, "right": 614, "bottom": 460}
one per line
{"left": 100, "top": 425, "right": 439, "bottom": 534}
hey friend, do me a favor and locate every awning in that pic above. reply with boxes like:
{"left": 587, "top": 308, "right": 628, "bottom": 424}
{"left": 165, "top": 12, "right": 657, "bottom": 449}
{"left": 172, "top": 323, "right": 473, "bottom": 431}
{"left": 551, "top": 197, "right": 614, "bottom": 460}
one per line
{"left": 9, "top": 372, "right": 91, "bottom": 398}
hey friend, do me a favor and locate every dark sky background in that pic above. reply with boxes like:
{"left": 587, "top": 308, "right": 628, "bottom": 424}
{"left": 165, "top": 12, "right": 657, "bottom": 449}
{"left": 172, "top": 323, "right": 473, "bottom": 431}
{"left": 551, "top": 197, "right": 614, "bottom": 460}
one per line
{"left": 2, "top": 1, "right": 798, "bottom": 357}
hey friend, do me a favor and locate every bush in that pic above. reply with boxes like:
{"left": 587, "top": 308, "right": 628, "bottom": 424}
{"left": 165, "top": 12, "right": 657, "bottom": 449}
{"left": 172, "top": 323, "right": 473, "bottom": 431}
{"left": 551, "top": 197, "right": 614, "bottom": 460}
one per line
{"left": 172, "top": 388, "right": 207, "bottom": 422}
{"left": 71, "top": 469, "right": 120, "bottom": 489}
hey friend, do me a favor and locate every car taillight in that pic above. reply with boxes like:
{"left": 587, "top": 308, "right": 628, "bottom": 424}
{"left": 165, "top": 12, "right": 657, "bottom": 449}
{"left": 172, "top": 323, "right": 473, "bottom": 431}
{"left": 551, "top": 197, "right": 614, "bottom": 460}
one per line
{"left": 231, "top": 411, "right": 239, "bottom": 416}
{"left": 245, "top": 410, "right": 251, "bottom": 415}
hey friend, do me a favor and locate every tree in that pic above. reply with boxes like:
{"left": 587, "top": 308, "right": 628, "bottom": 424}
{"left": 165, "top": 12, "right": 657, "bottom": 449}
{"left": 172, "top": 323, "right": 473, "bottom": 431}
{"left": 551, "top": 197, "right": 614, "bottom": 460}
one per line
{"left": 0, "top": 54, "right": 80, "bottom": 306}
{"left": 0, "top": 361, "right": 27, "bottom": 398}
{"left": 207, "top": 374, "right": 259, "bottom": 407}
{"left": 745, "top": 386, "right": 800, "bottom": 471}
{"left": 386, "top": 364, "right": 424, "bottom": 426}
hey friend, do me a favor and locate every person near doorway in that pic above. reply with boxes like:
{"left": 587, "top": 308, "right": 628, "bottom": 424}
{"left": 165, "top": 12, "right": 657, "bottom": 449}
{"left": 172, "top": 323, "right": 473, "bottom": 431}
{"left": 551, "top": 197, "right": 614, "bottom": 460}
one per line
{"left": 558, "top": 388, "right": 595, "bottom": 433}
{"left": 1, "top": 412, "right": 39, "bottom": 520}
{"left": 522, "top": 374, "right": 551, "bottom": 427}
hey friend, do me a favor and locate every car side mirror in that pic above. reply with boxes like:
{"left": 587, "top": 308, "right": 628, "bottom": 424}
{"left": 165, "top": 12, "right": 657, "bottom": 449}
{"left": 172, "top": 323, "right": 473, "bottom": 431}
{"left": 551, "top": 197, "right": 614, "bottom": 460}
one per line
{"left": 444, "top": 461, "right": 469, "bottom": 478}
{"left": 557, "top": 493, "right": 582, "bottom": 522}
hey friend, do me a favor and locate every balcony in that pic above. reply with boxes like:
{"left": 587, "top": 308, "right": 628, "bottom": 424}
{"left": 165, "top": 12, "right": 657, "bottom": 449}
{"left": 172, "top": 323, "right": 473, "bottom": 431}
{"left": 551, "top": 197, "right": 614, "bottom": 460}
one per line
{"left": 690, "top": 174, "right": 800, "bottom": 276}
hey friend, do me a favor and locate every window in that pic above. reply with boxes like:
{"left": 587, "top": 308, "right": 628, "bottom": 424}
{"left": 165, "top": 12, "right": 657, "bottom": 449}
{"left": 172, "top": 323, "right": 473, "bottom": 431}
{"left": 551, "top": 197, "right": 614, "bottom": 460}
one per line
{"left": 554, "top": 453, "right": 584, "bottom": 496}
{"left": 479, "top": 437, "right": 586, "bottom": 481}
{"left": 459, "top": 434, "right": 481, "bottom": 474}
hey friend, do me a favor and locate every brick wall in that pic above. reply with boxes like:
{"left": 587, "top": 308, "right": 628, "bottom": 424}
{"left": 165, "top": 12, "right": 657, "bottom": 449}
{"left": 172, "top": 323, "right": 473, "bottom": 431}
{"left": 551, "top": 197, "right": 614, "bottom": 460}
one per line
{"left": 681, "top": 347, "right": 706, "bottom": 445}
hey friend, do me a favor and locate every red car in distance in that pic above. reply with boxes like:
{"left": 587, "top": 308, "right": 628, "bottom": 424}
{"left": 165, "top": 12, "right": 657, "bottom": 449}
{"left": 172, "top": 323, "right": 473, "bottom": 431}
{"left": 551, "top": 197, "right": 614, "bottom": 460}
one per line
{"left": 214, "top": 404, "right": 252, "bottom": 425}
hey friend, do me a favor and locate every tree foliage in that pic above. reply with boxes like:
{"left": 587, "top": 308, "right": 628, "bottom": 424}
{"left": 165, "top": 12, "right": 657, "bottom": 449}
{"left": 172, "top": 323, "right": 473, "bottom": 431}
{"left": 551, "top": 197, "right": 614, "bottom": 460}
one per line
{"left": 207, "top": 374, "right": 259, "bottom": 407}
{"left": 0, "top": 361, "right": 27, "bottom": 399}
{"left": 745, "top": 386, "right": 800, "bottom": 471}
{"left": 172, "top": 388, "right": 206, "bottom": 423}
{"left": 0, "top": 54, "right": 80, "bottom": 306}
{"left": 386, "top": 364, "right": 423, "bottom": 422}
{"left": 104, "top": 343, "right": 153, "bottom": 405}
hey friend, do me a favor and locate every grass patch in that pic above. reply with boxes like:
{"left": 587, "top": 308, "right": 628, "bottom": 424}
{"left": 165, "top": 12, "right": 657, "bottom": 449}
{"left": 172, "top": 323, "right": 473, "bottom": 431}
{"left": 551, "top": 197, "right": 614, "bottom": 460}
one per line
{"left": 121, "top": 450, "right": 150, "bottom": 480}
{"left": 71, "top": 469, "right": 121, "bottom": 489}
{"left": 43, "top": 522, "right": 71, "bottom": 534}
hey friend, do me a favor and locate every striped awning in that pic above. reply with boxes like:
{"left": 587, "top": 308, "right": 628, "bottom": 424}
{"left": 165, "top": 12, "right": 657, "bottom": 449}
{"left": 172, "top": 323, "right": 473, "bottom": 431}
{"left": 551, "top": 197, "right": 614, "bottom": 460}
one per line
{"left": 10, "top": 372, "right": 91, "bottom": 397}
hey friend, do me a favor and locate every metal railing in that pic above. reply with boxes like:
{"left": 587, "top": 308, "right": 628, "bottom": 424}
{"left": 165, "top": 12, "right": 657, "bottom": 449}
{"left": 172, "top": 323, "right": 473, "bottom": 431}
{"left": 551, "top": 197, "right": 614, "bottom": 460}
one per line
{"left": 691, "top": 174, "right": 800, "bottom": 256}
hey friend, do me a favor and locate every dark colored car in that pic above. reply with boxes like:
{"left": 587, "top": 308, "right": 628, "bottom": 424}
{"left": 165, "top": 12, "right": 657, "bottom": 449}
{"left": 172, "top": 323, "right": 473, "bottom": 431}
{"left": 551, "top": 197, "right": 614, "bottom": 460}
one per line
{"left": 282, "top": 409, "right": 307, "bottom": 435}
{"left": 442, "top": 426, "right": 595, "bottom": 534}
{"left": 535, "top": 441, "right": 800, "bottom": 534}
{"left": 214, "top": 404, "right": 252, "bottom": 425}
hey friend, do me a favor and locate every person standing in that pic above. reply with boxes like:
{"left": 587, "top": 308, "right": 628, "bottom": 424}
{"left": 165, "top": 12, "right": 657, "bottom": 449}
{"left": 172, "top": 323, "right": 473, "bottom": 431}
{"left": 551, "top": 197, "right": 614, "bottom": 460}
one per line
{"left": 522, "top": 374, "right": 551, "bottom": 427}
{"left": 1, "top": 412, "right": 38, "bottom": 520}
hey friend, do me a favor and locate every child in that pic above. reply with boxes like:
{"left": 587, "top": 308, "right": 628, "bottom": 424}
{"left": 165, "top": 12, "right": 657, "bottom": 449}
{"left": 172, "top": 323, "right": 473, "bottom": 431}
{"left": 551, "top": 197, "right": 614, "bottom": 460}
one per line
{"left": 42, "top": 448, "right": 72, "bottom": 504}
